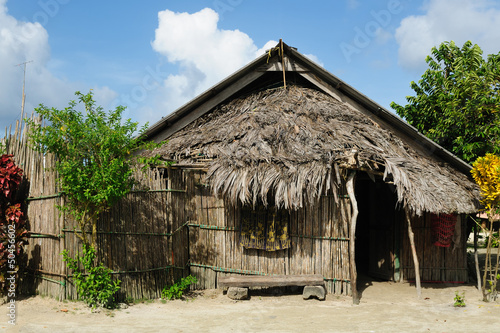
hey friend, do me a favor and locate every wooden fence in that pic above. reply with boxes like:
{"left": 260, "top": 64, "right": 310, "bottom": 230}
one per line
{"left": 4, "top": 115, "right": 190, "bottom": 301}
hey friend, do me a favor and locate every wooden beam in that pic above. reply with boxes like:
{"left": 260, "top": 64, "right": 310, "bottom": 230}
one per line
{"left": 346, "top": 170, "right": 359, "bottom": 305}
{"left": 405, "top": 207, "right": 422, "bottom": 298}
{"left": 218, "top": 274, "right": 324, "bottom": 288}
{"left": 280, "top": 39, "right": 286, "bottom": 89}
{"left": 257, "top": 56, "right": 310, "bottom": 72}
{"left": 299, "top": 72, "right": 344, "bottom": 103}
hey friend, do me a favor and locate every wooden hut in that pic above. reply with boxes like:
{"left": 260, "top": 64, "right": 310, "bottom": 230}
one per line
{"left": 141, "top": 41, "right": 479, "bottom": 302}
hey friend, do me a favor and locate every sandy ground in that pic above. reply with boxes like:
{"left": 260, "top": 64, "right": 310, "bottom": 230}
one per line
{"left": 1, "top": 279, "right": 499, "bottom": 333}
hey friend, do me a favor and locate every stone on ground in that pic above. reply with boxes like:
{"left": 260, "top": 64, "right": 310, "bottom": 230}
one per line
{"left": 227, "top": 287, "right": 249, "bottom": 300}
{"left": 302, "top": 285, "right": 326, "bottom": 300}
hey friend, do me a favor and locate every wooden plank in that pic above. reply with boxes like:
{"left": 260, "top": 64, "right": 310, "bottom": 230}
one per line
{"left": 299, "top": 72, "right": 344, "bottom": 103}
{"left": 218, "top": 274, "right": 325, "bottom": 288}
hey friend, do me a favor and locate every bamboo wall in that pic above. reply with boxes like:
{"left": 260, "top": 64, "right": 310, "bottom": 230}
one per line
{"left": 401, "top": 213, "right": 468, "bottom": 283}
{"left": 5, "top": 114, "right": 68, "bottom": 300}
{"left": 21, "top": 165, "right": 190, "bottom": 301}
{"left": 4, "top": 115, "right": 190, "bottom": 301}
{"left": 186, "top": 170, "right": 352, "bottom": 295}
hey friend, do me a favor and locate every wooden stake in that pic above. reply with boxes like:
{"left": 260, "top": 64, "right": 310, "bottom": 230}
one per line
{"left": 405, "top": 207, "right": 421, "bottom": 298}
{"left": 280, "top": 39, "right": 286, "bottom": 89}
{"left": 16, "top": 60, "right": 33, "bottom": 116}
{"left": 473, "top": 222, "right": 481, "bottom": 291}
{"left": 346, "top": 171, "right": 359, "bottom": 304}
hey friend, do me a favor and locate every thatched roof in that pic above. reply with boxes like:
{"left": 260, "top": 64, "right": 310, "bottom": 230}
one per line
{"left": 149, "top": 85, "right": 479, "bottom": 215}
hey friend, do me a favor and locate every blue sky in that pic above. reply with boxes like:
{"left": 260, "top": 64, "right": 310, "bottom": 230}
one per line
{"left": 1, "top": 0, "right": 500, "bottom": 137}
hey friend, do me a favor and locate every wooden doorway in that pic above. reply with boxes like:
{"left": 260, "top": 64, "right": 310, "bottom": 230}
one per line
{"left": 355, "top": 176, "right": 398, "bottom": 281}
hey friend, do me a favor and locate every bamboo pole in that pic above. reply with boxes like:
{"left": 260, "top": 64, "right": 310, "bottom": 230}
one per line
{"left": 405, "top": 207, "right": 422, "bottom": 298}
{"left": 473, "top": 222, "right": 481, "bottom": 291}
{"left": 346, "top": 171, "right": 359, "bottom": 304}
{"left": 482, "top": 211, "right": 495, "bottom": 301}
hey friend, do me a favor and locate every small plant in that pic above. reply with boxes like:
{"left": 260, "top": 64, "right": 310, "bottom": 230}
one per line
{"left": 454, "top": 291, "right": 466, "bottom": 307}
{"left": 62, "top": 244, "right": 121, "bottom": 309}
{"left": 162, "top": 275, "right": 197, "bottom": 300}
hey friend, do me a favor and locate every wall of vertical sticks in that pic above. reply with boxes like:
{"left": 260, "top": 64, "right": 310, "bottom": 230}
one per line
{"left": 401, "top": 213, "right": 469, "bottom": 283}
{"left": 4, "top": 115, "right": 191, "bottom": 301}
{"left": 187, "top": 170, "right": 353, "bottom": 295}
{"left": 3, "top": 115, "right": 468, "bottom": 301}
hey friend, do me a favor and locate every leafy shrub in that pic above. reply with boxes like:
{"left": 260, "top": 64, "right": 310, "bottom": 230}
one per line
{"left": 27, "top": 91, "right": 162, "bottom": 249}
{"left": 0, "top": 155, "right": 28, "bottom": 296}
{"left": 62, "top": 244, "right": 120, "bottom": 308}
{"left": 162, "top": 275, "right": 197, "bottom": 300}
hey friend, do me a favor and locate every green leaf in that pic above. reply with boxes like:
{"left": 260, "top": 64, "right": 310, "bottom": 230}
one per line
{"left": 26, "top": 90, "right": 157, "bottom": 248}
{"left": 391, "top": 40, "right": 500, "bottom": 163}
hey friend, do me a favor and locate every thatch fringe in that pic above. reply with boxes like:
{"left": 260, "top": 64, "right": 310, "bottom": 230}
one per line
{"left": 149, "top": 85, "right": 479, "bottom": 215}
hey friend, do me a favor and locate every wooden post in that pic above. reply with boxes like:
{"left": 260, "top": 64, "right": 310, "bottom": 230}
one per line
{"left": 405, "top": 208, "right": 421, "bottom": 298}
{"left": 346, "top": 171, "right": 359, "bottom": 304}
{"left": 473, "top": 221, "right": 481, "bottom": 291}
{"left": 280, "top": 39, "right": 286, "bottom": 89}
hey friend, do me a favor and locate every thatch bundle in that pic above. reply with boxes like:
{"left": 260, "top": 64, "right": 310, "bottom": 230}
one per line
{"left": 149, "top": 85, "right": 479, "bottom": 215}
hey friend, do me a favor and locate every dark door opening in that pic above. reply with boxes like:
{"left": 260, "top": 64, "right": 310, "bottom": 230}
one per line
{"left": 355, "top": 175, "right": 398, "bottom": 281}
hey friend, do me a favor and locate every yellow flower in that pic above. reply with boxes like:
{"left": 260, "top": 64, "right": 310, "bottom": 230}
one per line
{"left": 471, "top": 154, "right": 500, "bottom": 210}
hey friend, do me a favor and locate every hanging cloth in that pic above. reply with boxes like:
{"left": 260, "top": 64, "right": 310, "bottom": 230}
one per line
{"left": 240, "top": 205, "right": 291, "bottom": 251}
{"left": 431, "top": 213, "right": 457, "bottom": 247}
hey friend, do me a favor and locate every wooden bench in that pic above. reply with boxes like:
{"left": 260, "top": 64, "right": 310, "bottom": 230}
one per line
{"left": 218, "top": 274, "right": 326, "bottom": 300}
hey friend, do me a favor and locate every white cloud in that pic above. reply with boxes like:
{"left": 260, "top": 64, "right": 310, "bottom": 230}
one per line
{"left": 256, "top": 40, "right": 278, "bottom": 58}
{"left": 149, "top": 9, "right": 314, "bottom": 121}
{"left": 0, "top": 1, "right": 116, "bottom": 136}
{"left": 152, "top": 8, "right": 259, "bottom": 98}
{"left": 303, "top": 54, "right": 324, "bottom": 67}
{"left": 395, "top": 0, "right": 500, "bottom": 70}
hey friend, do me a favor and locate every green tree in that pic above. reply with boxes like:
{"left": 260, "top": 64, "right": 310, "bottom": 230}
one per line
{"left": 391, "top": 41, "right": 500, "bottom": 163}
{"left": 27, "top": 91, "right": 155, "bottom": 248}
